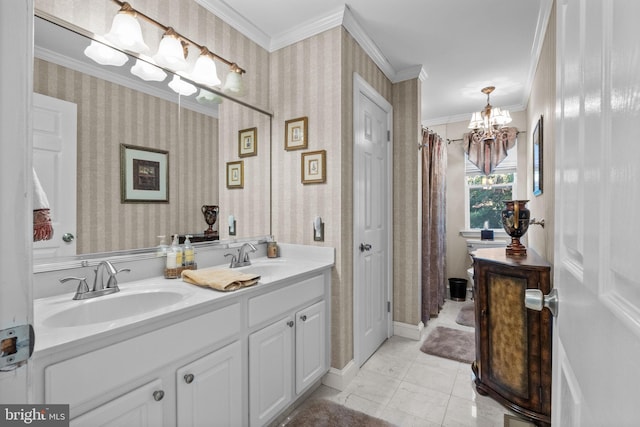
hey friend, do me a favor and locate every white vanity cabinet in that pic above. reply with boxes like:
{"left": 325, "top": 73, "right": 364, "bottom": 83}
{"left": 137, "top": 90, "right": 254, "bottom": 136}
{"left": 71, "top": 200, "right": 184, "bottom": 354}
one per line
{"left": 36, "top": 303, "right": 242, "bottom": 426}
{"left": 248, "top": 274, "right": 328, "bottom": 427}
{"left": 69, "top": 380, "right": 165, "bottom": 427}
{"left": 33, "top": 247, "right": 334, "bottom": 427}
{"left": 176, "top": 341, "right": 242, "bottom": 427}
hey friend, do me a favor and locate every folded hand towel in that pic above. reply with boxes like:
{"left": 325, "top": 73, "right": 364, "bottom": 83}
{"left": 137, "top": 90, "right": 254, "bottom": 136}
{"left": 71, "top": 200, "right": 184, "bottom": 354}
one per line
{"left": 181, "top": 268, "right": 260, "bottom": 292}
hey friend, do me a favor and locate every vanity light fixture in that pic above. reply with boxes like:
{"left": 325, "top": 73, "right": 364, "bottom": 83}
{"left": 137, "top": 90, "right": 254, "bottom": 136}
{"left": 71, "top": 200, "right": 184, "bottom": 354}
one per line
{"left": 468, "top": 86, "right": 512, "bottom": 142}
{"left": 153, "top": 28, "right": 189, "bottom": 71}
{"left": 83, "top": 40, "right": 128, "bottom": 66}
{"left": 191, "top": 47, "right": 222, "bottom": 87}
{"left": 196, "top": 88, "right": 223, "bottom": 105}
{"left": 168, "top": 75, "right": 197, "bottom": 96}
{"left": 104, "top": 1, "right": 149, "bottom": 53}
{"left": 85, "top": 0, "right": 247, "bottom": 96}
{"left": 130, "top": 56, "right": 167, "bottom": 81}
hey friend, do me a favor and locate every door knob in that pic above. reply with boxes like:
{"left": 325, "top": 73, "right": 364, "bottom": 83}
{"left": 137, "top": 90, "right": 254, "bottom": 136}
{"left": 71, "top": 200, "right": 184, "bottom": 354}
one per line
{"left": 152, "top": 390, "right": 165, "bottom": 401}
{"left": 62, "top": 233, "right": 74, "bottom": 243}
{"left": 184, "top": 373, "right": 195, "bottom": 384}
{"left": 359, "top": 243, "right": 372, "bottom": 252}
{"left": 525, "top": 288, "right": 558, "bottom": 317}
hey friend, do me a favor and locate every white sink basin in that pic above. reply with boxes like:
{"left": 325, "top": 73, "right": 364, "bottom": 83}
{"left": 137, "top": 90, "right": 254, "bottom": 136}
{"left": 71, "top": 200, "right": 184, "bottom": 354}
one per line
{"left": 41, "top": 289, "right": 186, "bottom": 328}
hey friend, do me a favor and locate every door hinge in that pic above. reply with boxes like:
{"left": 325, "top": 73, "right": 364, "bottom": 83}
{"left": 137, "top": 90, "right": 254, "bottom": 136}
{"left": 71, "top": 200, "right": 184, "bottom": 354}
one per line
{"left": 387, "top": 130, "right": 390, "bottom": 142}
{"left": 387, "top": 301, "right": 391, "bottom": 313}
{"left": 0, "top": 324, "right": 34, "bottom": 369}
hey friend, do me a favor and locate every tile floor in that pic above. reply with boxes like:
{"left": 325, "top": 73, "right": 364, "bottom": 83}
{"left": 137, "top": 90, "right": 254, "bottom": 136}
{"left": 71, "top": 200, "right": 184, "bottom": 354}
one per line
{"left": 280, "top": 299, "right": 525, "bottom": 427}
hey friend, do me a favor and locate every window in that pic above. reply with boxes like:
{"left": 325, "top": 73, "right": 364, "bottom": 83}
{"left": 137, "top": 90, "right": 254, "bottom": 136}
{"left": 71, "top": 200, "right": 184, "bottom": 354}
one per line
{"left": 465, "top": 143, "right": 517, "bottom": 230}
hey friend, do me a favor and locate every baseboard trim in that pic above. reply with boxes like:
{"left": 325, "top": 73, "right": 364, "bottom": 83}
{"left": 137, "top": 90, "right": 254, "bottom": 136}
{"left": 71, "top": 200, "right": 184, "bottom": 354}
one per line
{"left": 393, "top": 321, "right": 424, "bottom": 340}
{"left": 322, "top": 359, "right": 358, "bottom": 391}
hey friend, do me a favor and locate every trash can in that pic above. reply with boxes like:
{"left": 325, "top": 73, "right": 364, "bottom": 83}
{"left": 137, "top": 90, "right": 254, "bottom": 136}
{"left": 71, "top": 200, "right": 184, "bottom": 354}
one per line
{"left": 448, "top": 278, "right": 468, "bottom": 301}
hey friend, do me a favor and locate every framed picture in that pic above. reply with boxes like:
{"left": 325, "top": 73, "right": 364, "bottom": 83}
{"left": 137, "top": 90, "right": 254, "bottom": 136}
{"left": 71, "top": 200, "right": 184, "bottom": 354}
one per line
{"left": 120, "top": 144, "right": 168, "bottom": 203}
{"left": 301, "top": 150, "right": 326, "bottom": 184}
{"left": 238, "top": 127, "right": 257, "bottom": 157}
{"left": 285, "top": 116, "right": 308, "bottom": 151}
{"left": 532, "top": 115, "right": 543, "bottom": 196}
{"left": 226, "top": 161, "right": 244, "bottom": 189}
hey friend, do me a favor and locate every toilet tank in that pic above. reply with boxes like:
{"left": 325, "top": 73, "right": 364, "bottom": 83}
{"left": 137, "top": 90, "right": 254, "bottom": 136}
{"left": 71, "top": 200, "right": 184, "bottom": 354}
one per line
{"left": 466, "top": 238, "right": 507, "bottom": 255}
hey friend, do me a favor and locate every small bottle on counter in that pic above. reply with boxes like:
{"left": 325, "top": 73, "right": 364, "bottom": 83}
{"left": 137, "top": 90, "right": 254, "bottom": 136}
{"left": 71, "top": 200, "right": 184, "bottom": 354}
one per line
{"left": 183, "top": 235, "right": 195, "bottom": 268}
{"left": 267, "top": 241, "right": 279, "bottom": 258}
{"left": 171, "top": 234, "right": 183, "bottom": 267}
{"left": 165, "top": 244, "right": 179, "bottom": 279}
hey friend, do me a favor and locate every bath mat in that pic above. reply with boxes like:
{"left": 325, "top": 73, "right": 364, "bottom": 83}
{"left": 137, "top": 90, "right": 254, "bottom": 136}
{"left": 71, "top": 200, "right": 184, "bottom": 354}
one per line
{"left": 420, "top": 326, "right": 475, "bottom": 363}
{"left": 455, "top": 302, "right": 475, "bottom": 327}
{"left": 284, "top": 399, "right": 395, "bottom": 427}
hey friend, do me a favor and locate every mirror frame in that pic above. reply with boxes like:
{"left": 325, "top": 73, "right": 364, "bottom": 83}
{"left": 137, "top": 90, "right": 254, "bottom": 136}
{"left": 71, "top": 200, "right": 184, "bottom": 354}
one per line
{"left": 33, "top": 10, "right": 273, "bottom": 272}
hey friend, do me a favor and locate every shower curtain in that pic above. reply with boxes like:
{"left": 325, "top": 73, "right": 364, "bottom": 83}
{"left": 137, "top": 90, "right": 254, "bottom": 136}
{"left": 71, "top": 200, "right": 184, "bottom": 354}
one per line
{"left": 421, "top": 129, "right": 447, "bottom": 322}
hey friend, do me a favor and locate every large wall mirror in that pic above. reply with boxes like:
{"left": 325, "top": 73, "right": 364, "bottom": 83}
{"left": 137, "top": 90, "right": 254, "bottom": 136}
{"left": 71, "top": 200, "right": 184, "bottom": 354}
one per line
{"left": 33, "top": 12, "right": 272, "bottom": 269}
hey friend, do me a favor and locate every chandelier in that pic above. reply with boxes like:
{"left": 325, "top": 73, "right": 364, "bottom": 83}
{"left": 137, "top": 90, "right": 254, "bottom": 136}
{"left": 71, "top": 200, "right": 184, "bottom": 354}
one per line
{"left": 467, "top": 86, "right": 512, "bottom": 141}
{"left": 84, "top": 0, "right": 245, "bottom": 98}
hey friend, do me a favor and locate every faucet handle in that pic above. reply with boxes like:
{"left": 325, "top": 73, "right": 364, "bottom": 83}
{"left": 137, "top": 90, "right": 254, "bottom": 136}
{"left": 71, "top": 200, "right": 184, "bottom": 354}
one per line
{"left": 59, "top": 276, "right": 90, "bottom": 300}
{"left": 224, "top": 253, "right": 237, "bottom": 268}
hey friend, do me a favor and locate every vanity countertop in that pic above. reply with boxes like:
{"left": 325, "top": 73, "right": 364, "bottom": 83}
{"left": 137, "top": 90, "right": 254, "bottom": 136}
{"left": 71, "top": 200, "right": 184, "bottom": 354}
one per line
{"left": 33, "top": 244, "right": 334, "bottom": 357}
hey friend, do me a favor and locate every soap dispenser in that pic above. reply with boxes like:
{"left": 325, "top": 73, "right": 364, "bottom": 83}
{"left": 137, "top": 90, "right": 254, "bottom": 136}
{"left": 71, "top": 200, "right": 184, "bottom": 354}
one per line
{"left": 171, "top": 234, "right": 183, "bottom": 267}
{"left": 183, "top": 235, "right": 195, "bottom": 268}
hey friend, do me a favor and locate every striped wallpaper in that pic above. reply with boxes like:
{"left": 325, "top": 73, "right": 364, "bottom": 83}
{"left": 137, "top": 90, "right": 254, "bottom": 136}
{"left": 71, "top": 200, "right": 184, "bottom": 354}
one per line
{"left": 34, "top": 58, "right": 219, "bottom": 253}
{"left": 35, "top": 0, "right": 423, "bottom": 372}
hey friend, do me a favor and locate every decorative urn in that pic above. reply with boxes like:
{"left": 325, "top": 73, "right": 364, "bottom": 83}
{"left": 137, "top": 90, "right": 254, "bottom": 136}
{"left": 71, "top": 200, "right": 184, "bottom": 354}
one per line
{"left": 501, "top": 200, "right": 530, "bottom": 256}
{"left": 201, "top": 205, "right": 219, "bottom": 236}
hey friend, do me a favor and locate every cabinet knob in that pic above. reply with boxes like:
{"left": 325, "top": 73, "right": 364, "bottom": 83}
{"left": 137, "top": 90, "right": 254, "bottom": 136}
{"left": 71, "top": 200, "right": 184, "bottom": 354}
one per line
{"left": 184, "top": 373, "right": 195, "bottom": 384}
{"left": 287, "top": 320, "right": 294, "bottom": 327}
{"left": 153, "top": 390, "right": 165, "bottom": 401}
{"left": 300, "top": 315, "right": 307, "bottom": 321}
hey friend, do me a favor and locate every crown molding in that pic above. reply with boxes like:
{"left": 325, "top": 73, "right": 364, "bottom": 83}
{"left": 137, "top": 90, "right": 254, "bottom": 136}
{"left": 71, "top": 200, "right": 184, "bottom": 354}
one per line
{"left": 392, "top": 65, "right": 427, "bottom": 83}
{"left": 194, "top": 0, "right": 271, "bottom": 51}
{"left": 35, "top": 46, "right": 219, "bottom": 119}
{"left": 270, "top": 6, "right": 344, "bottom": 52}
{"left": 195, "top": 1, "right": 429, "bottom": 85}
{"left": 522, "top": 0, "right": 554, "bottom": 108}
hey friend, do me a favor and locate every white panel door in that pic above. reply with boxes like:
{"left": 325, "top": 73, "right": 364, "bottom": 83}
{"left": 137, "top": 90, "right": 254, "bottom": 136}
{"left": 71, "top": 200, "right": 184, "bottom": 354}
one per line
{"left": 177, "top": 341, "right": 242, "bottom": 427}
{"left": 32, "top": 92, "right": 77, "bottom": 259}
{"left": 553, "top": 0, "right": 640, "bottom": 425}
{"left": 353, "top": 73, "right": 392, "bottom": 366}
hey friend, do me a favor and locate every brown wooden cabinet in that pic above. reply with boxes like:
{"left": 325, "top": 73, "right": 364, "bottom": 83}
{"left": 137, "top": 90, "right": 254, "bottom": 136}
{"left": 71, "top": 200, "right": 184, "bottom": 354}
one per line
{"left": 471, "top": 248, "right": 552, "bottom": 426}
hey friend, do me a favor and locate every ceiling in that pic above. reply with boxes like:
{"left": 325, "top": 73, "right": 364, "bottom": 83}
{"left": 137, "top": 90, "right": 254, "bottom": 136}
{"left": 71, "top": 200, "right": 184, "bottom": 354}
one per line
{"left": 197, "top": 0, "right": 553, "bottom": 126}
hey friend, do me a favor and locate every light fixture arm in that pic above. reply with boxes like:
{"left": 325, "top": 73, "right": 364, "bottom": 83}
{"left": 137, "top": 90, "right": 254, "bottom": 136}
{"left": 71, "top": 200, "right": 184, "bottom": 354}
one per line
{"left": 111, "top": 0, "right": 245, "bottom": 74}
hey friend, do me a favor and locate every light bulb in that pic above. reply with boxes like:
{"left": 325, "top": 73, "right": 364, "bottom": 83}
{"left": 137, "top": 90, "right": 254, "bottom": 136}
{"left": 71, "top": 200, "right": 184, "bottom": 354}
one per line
{"left": 105, "top": 10, "right": 149, "bottom": 53}
{"left": 84, "top": 40, "right": 128, "bottom": 66}
{"left": 154, "top": 30, "right": 188, "bottom": 71}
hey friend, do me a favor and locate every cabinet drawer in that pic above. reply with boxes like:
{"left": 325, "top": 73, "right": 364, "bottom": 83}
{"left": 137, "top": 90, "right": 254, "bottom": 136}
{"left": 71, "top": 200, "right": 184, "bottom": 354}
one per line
{"left": 45, "top": 303, "right": 240, "bottom": 411}
{"left": 248, "top": 274, "right": 324, "bottom": 328}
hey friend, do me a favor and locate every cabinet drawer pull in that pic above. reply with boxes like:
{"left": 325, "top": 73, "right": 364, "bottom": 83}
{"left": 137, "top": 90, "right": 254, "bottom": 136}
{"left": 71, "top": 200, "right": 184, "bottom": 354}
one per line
{"left": 300, "top": 315, "right": 307, "bottom": 321}
{"left": 153, "top": 390, "right": 165, "bottom": 401}
{"left": 287, "top": 320, "right": 294, "bottom": 327}
{"left": 184, "top": 373, "right": 195, "bottom": 384}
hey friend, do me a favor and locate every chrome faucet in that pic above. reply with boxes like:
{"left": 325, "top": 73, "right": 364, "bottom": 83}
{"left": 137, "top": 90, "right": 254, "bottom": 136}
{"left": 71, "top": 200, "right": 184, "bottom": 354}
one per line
{"left": 59, "top": 260, "right": 130, "bottom": 300}
{"left": 225, "top": 242, "right": 257, "bottom": 268}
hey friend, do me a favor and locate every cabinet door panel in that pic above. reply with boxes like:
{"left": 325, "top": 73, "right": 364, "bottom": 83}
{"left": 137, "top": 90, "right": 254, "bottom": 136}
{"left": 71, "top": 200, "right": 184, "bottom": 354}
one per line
{"left": 249, "top": 317, "right": 293, "bottom": 427}
{"left": 70, "top": 380, "right": 164, "bottom": 427}
{"left": 295, "top": 301, "right": 326, "bottom": 394}
{"left": 177, "top": 341, "right": 242, "bottom": 427}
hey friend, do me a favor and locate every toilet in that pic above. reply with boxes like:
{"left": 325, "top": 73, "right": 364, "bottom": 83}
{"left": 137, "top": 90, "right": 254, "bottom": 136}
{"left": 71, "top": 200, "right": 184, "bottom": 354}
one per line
{"left": 465, "top": 239, "right": 507, "bottom": 298}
